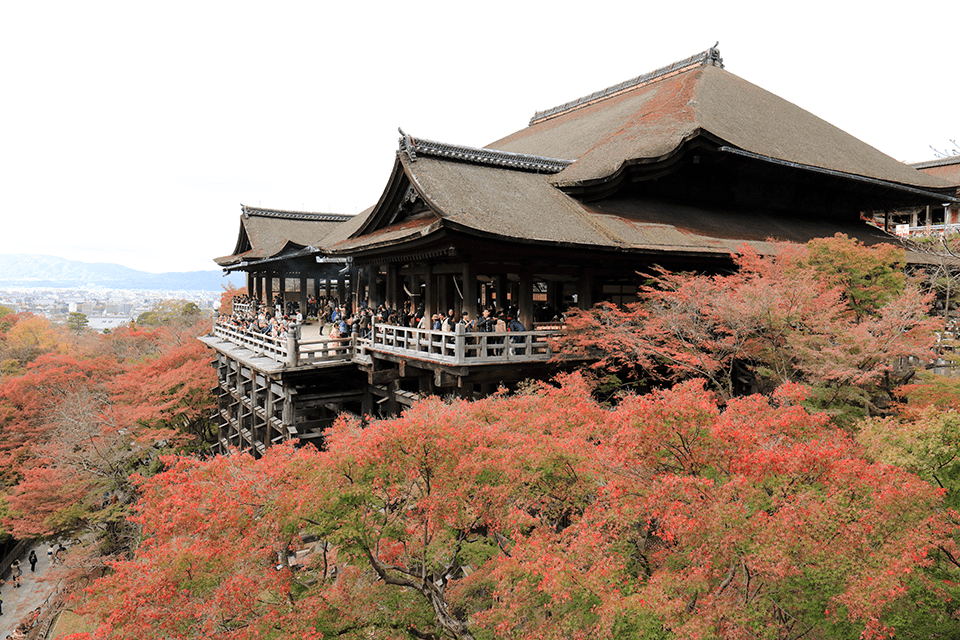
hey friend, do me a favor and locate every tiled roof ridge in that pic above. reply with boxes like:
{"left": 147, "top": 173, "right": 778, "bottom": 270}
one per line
{"left": 397, "top": 129, "right": 574, "bottom": 173}
{"left": 528, "top": 44, "right": 724, "bottom": 126}
{"left": 911, "top": 156, "right": 960, "bottom": 170}
{"left": 241, "top": 204, "right": 353, "bottom": 222}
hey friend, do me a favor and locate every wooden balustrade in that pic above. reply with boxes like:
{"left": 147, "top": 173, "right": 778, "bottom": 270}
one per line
{"left": 212, "top": 320, "right": 560, "bottom": 368}
{"left": 371, "top": 323, "right": 556, "bottom": 364}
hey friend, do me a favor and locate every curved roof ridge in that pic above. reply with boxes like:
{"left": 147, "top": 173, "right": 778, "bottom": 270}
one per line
{"left": 397, "top": 129, "right": 574, "bottom": 173}
{"left": 240, "top": 204, "right": 353, "bottom": 222}
{"left": 529, "top": 44, "right": 723, "bottom": 126}
{"left": 911, "top": 156, "right": 960, "bottom": 170}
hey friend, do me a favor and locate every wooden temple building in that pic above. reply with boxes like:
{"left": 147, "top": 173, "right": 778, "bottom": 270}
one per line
{"left": 201, "top": 45, "right": 960, "bottom": 455}
{"left": 883, "top": 156, "right": 960, "bottom": 236}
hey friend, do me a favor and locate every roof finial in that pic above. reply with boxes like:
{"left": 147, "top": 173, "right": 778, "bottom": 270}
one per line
{"left": 398, "top": 127, "right": 417, "bottom": 162}
{"left": 707, "top": 42, "right": 723, "bottom": 68}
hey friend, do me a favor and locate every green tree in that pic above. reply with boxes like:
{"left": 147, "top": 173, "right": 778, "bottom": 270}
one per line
{"left": 67, "top": 311, "right": 89, "bottom": 333}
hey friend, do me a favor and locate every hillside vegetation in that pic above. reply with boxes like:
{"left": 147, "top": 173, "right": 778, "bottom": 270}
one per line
{"left": 3, "top": 242, "right": 960, "bottom": 639}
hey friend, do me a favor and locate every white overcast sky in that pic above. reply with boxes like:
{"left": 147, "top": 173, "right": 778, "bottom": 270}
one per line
{"left": 2, "top": 1, "right": 957, "bottom": 273}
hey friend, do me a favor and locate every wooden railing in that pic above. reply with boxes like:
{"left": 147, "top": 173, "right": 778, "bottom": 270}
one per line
{"left": 211, "top": 320, "right": 561, "bottom": 368}
{"left": 372, "top": 323, "right": 557, "bottom": 364}
{"left": 233, "top": 301, "right": 254, "bottom": 315}
{"left": 213, "top": 322, "right": 292, "bottom": 363}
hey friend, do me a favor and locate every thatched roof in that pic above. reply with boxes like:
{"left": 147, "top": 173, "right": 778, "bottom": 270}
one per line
{"left": 236, "top": 47, "right": 957, "bottom": 268}
{"left": 215, "top": 205, "right": 354, "bottom": 267}
{"left": 912, "top": 156, "right": 960, "bottom": 187}
{"left": 489, "top": 49, "right": 954, "bottom": 193}
{"left": 325, "top": 150, "right": 901, "bottom": 261}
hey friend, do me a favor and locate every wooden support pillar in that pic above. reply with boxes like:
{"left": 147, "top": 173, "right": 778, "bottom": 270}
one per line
{"left": 519, "top": 271, "right": 534, "bottom": 330}
{"left": 911, "top": 209, "right": 919, "bottom": 228}
{"left": 926, "top": 205, "right": 932, "bottom": 227}
{"left": 254, "top": 274, "right": 263, "bottom": 303}
{"left": 299, "top": 276, "right": 308, "bottom": 316}
{"left": 325, "top": 277, "right": 332, "bottom": 300}
{"left": 424, "top": 263, "right": 435, "bottom": 321}
{"left": 246, "top": 272, "right": 254, "bottom": 298}
{"left": 336, "top": 277, "right": 345, "bottom": 306}
{"left": 439, "top": 273, "right": 450, "bottom": 317}
{"left": 495, "top": 274, "right": 508, "bottom": 312}
{"left": 349, "top": 264, "right": 359, "bottom": 314}
{"left": 462, "top": 263, "right": 477, "bottom": 320}
{"left": 547, "top": 280, "right": 562, "bottom": 318}
{"left": 411, "top": 273, "right": 423, "bottom": 315}
{"left": 361, "top": 265, "right": 374, "bottom": 308}
{"left": 362, "top": 388, "right": 374, "bottom": 416}
{"left": 250, "top": 374, "right": 260, "bottom": 444}
{"left": 265, "top": 275, "right": 274, "bottom": 309}
{"left": 386, "top": 263, "right": 399, "bottom": 311}
{"left": 386, "top": 379, "right": 400, "bottom": 416}
{"left": 282, "top": 384, "right": 295, "bottom": 437}
{"left": 578, "top": 270, "right": 594, "bottom": 310}
{"left": 265, "top": 381, "right": 276, "bottom": 437}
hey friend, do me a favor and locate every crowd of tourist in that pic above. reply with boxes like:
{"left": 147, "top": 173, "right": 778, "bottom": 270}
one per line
{"left": 217, "top": 294, "right": 302, "bottom": 341}
{"left": 218, "top": 293, "right": 565, "bottom": 355}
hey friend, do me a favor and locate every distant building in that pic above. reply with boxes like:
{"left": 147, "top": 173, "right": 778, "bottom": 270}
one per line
{"left": 884, "top": 156, "right": 960, "bottom": 237}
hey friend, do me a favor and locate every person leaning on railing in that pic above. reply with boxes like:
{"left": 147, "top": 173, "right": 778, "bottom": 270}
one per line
{"left": 476, "top": 308, "right": 496, "bottom": 355}
{"left": 507, "top": 315, "right": 526, "bottom": 355}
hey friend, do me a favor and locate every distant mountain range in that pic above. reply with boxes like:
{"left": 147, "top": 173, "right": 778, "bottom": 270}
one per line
{"left": 0, "top": 254, "right": 245, "bottom": 291}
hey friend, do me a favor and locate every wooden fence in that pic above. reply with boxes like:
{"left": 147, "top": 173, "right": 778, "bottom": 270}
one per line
{"left": 212, "top": 320, "right": 560, "bottom": 368}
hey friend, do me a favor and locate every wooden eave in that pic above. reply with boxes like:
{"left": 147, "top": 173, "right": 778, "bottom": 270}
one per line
{"left": 554, "top": 129, "right": 723, "bottom": 200}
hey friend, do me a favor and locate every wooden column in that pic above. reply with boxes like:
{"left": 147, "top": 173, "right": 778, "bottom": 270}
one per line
{"left": 495, "top": 274, "right": 508, "bottom": 312}
{"left": 550, "top": 281, "right": 563, "bottom": 317}
{"left": 299, "top": 276, "right": 308, "bottom": 316}
{"left": 336, "top": 277, "right": 345, "bottom": 306}
{"left": 265, "top": 381, "right": 276, "bottom": 442}
{"left": 250, "top": 374, "right": 260, "bottom": 446}
{"left": 325, "top": 277, "right": 332, "bottom": 300}
{"left": 265, "top": 275, "right": 274, "bottom": 309}
{"left": 254, "top": 274, "right": 263, "bottom": 304}
{"left": 279, "top": 276, "right": 287, "bottom": 309}
{"left": 439, "top": 273, "right": 450, "bottom": 318}
{"left": 519, "top": 271, "right": 534, "bottom": 330}
{"left": 577, "top": 270, "right": 594, "bottom": 310}
{"left": 282, "top": 384, "right": 295, "bottom": 440}
{"left": 411, "top": 273, "right": 423, "bottom": 315}
{"left": 462, "top": 263, "right": 477, "bottom": 320}
{"left": 362, "top": 265, "right": 376, "bottom": 308}
{"left": 246, "top": 272, "right": 254, "bottom": 298}
{"left": 386, "top": 263, "right": 399, "bottom": 311}
{"left": 424, "top": 263, "right": 435, "bottom": 321}
{"left": 349, "top": 264, "right": 359, "bottom": 314}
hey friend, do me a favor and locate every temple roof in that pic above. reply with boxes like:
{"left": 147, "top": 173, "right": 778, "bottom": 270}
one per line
{"left": 912, "top": 156, "right": 960, "bottom": 186}
{"left": 324, "top": 152, "right": 902, "bottom": 261}
{"left": 215, "top": 205, "right": 354, "bottom": 267}
{"left": 487, "top": 47, "right": 954, "bottom": 193}
{"left": 226, "top": 47, "right": 957, "bottom": 269}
